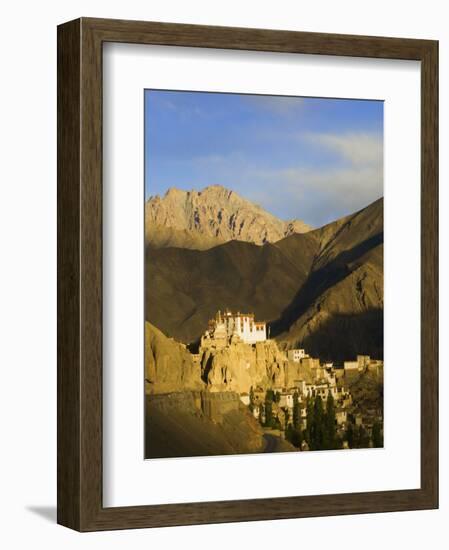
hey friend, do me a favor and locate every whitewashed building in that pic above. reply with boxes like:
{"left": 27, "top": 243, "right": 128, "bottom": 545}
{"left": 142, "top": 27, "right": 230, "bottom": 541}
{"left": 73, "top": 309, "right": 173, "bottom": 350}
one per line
{"left": 287, "top": 348, "right": 307, "bottom": 362}
{"left": 206, "top": 310, "right": 267, "bottom": 345}
{"left": 344, "top": 360, "right": 359, "bottom": 371}
{"left": 279, "top": 392, "right": 294, "bottom": 409}
{"left": 240, "top": 393, "right": 250, "bottom": 406}
{"left": 336, "top": 409, "right": 348, "bottom": 425}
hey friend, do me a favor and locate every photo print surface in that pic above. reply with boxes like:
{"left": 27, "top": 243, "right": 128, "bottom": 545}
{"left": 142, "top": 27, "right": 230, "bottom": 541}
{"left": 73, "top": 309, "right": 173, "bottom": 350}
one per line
{"left": 144, "top": 90, "right": 384, "bottom": 459}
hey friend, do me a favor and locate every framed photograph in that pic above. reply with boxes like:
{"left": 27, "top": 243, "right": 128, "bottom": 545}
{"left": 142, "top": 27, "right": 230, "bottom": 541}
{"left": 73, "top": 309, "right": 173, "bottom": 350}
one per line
{"left": 57, "top": 17, "right": 438, "bottom": 531}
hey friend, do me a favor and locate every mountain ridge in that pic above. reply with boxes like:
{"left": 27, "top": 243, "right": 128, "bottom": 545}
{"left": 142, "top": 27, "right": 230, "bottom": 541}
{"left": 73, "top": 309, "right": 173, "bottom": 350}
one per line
{"left": 145, "top": 184, "right": 312, "bottom": 250}
{"left": 145, "top": 197, "right": 383, "bottom": 360}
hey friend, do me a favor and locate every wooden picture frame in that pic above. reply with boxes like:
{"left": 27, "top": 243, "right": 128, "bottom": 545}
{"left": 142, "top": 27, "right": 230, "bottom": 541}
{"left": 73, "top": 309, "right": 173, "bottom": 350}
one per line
{"left": 57, "top": 17, "right": 438, "bottom": 531}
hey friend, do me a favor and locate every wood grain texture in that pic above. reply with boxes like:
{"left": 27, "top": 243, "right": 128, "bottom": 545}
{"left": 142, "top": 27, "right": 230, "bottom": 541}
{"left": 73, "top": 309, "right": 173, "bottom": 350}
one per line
{"left": 57, "top": 17, "right": 439, "bottom": 532}
{"left": 420, "top": 41, "right": 439, "bottom": 504}
{"left": 57, "top": 18, "right": 81, "bottom": 531}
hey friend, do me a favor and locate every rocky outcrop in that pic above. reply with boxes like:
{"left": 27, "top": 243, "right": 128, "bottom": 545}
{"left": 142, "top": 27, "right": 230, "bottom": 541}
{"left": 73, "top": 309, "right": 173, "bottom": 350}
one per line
{"left": 144, "top": 327, "right": 310, "bottom": 458}
{"left": 145, "top": 322, "right": 205, "bottom": 394}
{"left": 201, "top": 339, "right": 315, "bottom": 393}
{"left": 145, "top": 322, "right": 314, "bottom": 395}
{"left": 145, "top": 185, "right": 311, "bottom": 250}
{"left": 201, "top": 339, "right": 286, "bottom": 392}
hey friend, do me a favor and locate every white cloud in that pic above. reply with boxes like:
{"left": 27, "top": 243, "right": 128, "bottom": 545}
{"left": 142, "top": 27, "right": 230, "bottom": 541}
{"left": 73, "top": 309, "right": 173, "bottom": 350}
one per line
{"left": 164, "top": 130, "right": 383, "bottom": 227}
{"left": 244, "top": 131, "right": 383, "bottom": 226}
{"left": 304, "top": 131, "right": 383, "bottom": 167}
{"left": 285, "top": 165, "right": 382, "bottom": 209}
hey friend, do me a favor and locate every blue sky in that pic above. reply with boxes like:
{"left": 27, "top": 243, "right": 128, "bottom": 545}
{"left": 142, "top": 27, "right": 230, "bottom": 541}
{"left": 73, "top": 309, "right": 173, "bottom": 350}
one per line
{"left": 144, "top": 90, "right": 383, "bottom": 227}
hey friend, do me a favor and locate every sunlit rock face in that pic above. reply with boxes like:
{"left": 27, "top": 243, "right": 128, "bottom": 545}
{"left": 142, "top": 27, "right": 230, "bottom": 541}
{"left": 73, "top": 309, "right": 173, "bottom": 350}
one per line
{"left": 145, "top": 185, "right": 311, "bottom": 250}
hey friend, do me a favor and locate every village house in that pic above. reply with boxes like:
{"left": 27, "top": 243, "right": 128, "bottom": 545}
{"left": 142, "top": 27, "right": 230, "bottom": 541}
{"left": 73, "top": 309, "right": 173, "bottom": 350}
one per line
{"left": 299, "top": 405, "right": 308, "bottom": 430}
{"left": 344, "top": 355, "right": 384, "bottom": 374}
{"left": 330, "top": 386, "right": 339, "bottom": 399}
{"left": 313, "top": 366, "right": 327, "bottom": 381}
{"left": 336, "top": 408, "right": 348, "bottom": 426}
{"left": 341, "top": 393, "right": 353, "bottom": 408}
{"left": 240, "top": 393, "right": 250, "bottom": 406}
{"left": 313, "top": 383, "right": 339, "bottom": 401}
{"left": 251, "top": 387, "right": 266, "bottom": 404}
{"left": 292, "top": 380, "right": 307, "bottom": 395}
{"left": 287, "top": 348, "right": 308, "bottom": 362}
{"left": 303, "top": 384, "right": 314, "bottom": 398}
{"left": 367, "top": 359, "right": 384, "bottom": 378}
{"left": 301, "top": 356, "right": 321, "bottom": 370}
{"left": 344, "top": 359, "right": 359, "bottom": 371}
{"left": 279, "top": 392, "right": 294, "bottom": 409}
{"left": 334, "top": 367, "right": 345, "bottom": 381}
{"left": 357, "top": 355, "right": 371, "bottom": 369}
{"left": 323, "top": 369, "right": 337, "bottom": 386}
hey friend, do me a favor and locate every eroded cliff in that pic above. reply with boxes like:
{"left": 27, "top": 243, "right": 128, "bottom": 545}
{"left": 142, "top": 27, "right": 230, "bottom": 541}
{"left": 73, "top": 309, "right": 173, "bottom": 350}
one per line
{"left": 145, "top": 321, "right": 313, "bottom": 395}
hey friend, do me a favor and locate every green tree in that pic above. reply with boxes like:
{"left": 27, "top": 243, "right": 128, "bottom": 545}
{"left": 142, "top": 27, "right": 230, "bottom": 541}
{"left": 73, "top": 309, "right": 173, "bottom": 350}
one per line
{"left": 259, "top": 403, "right": 265, "bottom": 426}
{"left": 264, "top": 398, "right": 273, "bottom": 427}
{"left": 358, "top": 425, "right": 370, "bottom": 448}
{"left": 345, "top": 422, "right": 354, "bottom": 448}
{"left": 266, "top": 389, "right": 274, "bottom": 402}
{"left": 291, "top": 428, "right": 302, "bottom": 448}
{"left": 353, "top": 424, "right": 370, "bottom": 448}
{"left": 306, "top": 395, "right": 326, "bottom": 451}
{"left": 335, "top": 434, "right": 343, "bottom": 450}
{"left": 324, "top": 392, "right": 337, "bottom": 450}
{"left": 312, "top": 395, "right": 325, "bottom": 450}
{"left": 271, "top": 416, "right": 281, "bottom": 430}
{"left": 345, "top": 422, "right": 354, "bottom": 449}
{"left": 248, "top": 386, "right": 255, "bottom": 413}
{"left": 285, "top": 423, "right": 302, "bottom": 448}
{"left": 372, "top": 421, "right": 383, "bottom": 448}
{"left": 283, "top": 407, "right": 290, "bottom": 429}
{"left": 305, "top": 396, "right": 314, "bottom": 447}
{"left": 292, "top": 392, "right": 300, "bottom": 430}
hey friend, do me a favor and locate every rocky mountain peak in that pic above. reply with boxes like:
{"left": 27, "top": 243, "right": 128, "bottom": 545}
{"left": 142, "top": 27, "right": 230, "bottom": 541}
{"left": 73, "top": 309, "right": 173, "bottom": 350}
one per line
{"left": 145, "top": 185, "right": 312, "bottom": 250}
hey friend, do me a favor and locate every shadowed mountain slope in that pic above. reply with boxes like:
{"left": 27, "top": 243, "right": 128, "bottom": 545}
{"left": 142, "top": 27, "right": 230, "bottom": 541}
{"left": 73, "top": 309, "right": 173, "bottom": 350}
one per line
{"left": 271, "top": 199, "right": 383, "bottom": 359}
{"left": 145, "top": 198, "right": 383, "bottom": 360}
{"left": 146, "top": 232, "right": 319, "bottom": 343}
{"left": 145, "top": 392, "right": 267, "bottom": 459}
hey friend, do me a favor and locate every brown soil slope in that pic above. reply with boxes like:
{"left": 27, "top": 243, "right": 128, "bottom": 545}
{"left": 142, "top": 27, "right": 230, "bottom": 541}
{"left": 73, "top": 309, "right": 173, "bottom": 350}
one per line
{"left": 145, "top": 392, "right": 265, "bottom": 458}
